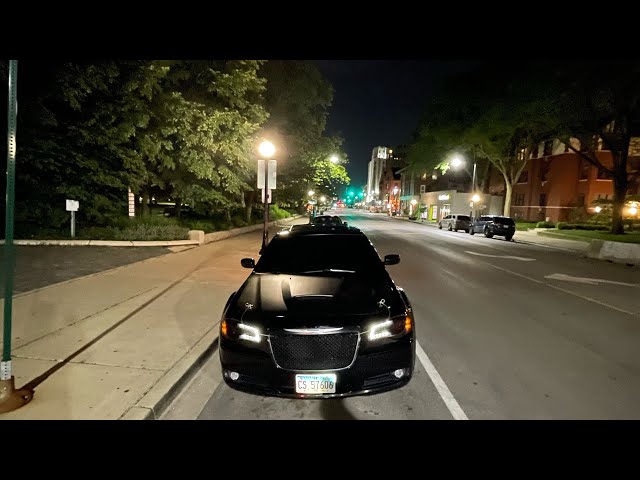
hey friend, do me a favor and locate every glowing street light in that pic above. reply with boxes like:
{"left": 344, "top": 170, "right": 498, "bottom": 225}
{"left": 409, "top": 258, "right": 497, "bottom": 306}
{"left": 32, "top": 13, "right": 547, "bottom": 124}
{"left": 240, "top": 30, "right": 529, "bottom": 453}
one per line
{"left": 320, "top": 195, "right": 326, "bottom": 203}
{"left": 451, "top": 156, "right": 464, "bottom": 168}
{"left": 308, "top": 190, "right": 315, "bottom": 197}
{"left": 258, "top": 140, "right": 276, "bottom": 158}
{"left": 472, "top": 194, "right": 480, "bottom": 203}
{"left": 330, "top": 155, "right": 339, "bottom": 164}
{"left": 630, "top": 207, "right": 638, "bottom": 216}
{"left": 594, "top": 206, "right": 602, "bottom": 213}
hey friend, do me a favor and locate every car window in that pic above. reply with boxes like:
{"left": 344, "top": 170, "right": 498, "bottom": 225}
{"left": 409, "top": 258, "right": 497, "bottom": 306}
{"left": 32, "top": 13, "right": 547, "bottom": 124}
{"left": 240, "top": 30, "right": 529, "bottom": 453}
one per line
{"left": 255, "top": 235, "right": 384, "bottom": 274}
{"left": 495, "top": 217, "right": 515, "bottom": 225}
{"left": 458, "top": 215, "right": 471, "bottom": 221}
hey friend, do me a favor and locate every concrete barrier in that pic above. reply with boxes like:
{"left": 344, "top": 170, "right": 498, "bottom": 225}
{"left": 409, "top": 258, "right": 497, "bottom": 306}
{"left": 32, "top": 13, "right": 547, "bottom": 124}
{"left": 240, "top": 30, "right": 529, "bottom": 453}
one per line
{"left": 590, "top": 240, "right": 640, "bottom": 265}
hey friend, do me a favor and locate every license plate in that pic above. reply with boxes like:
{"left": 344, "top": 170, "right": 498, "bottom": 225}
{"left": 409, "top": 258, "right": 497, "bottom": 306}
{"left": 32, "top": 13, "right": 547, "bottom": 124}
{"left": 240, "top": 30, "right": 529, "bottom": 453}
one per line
{"left": 295, "top": 374, "right": 337, "bottom": 394}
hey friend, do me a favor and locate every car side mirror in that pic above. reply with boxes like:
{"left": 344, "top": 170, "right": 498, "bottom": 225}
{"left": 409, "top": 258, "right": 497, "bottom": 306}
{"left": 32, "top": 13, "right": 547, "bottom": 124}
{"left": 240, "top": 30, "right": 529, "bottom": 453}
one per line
{"left": 241, "top": 258, "right": 255, "bottom": 269}
{"left": 384, "top": 254, "right": 400, "bottom": 265}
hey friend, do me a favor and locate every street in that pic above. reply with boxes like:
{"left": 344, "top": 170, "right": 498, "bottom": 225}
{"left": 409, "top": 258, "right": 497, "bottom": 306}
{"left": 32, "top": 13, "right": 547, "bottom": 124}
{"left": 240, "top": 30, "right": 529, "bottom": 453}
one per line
{"left": 162, "top": 210, "right": 640, "bottom": 420}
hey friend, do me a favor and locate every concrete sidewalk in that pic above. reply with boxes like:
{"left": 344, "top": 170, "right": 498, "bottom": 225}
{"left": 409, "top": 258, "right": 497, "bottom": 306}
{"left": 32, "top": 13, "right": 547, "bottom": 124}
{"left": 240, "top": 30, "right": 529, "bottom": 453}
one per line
{"left": 0, "top": 216, "right": 306, "bottom": 420}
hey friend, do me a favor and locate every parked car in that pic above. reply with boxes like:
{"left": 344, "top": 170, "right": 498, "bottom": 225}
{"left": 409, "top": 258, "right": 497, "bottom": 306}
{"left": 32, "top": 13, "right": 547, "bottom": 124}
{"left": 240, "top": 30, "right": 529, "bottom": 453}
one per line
{"left": 219, "top": 224, "right": 415, "bottom": 398}
{"left": 469, "top": 215, "right": 516, "bottom": 240}
{"left": 438, "top": 214, "right": 471, "bottom": 232}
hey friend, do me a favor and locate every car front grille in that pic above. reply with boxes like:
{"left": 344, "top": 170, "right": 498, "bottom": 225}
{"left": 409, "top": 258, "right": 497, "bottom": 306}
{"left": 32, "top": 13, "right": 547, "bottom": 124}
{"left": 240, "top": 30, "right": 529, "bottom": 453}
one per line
{"left": 269, "top": 331, "right": 359, "bottom": 370}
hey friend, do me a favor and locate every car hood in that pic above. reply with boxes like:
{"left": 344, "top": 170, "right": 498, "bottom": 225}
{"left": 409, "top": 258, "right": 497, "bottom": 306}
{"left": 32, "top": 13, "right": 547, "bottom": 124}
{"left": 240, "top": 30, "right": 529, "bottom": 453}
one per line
{"left": 227, "top": 272, "right": 402, "bottom": 330}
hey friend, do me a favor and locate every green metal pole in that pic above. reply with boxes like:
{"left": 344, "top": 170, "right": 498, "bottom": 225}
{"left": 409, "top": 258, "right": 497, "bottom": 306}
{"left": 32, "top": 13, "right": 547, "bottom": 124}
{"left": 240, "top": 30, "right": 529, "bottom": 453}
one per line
{"left": 2, "top": 60, "right": 18, "bottom": 368}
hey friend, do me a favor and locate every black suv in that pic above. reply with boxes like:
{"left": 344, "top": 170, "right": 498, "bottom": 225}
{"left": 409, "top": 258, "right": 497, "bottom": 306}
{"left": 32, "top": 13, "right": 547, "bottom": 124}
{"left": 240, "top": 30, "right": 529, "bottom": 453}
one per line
{"left": 469, "top": 215, "right": 516, "bottom": 241}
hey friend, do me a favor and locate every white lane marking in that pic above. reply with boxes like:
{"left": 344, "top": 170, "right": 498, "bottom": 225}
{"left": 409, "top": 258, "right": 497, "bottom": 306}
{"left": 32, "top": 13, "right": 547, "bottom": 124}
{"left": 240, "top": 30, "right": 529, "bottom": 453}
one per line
{"left": 544, "top": 273, "right": 640, "bottom": 288}
{"left": 477, "top": 259, "right": 637, "bottom": 315}
{"left": 546, "top": 284, "right": 637, "bottom": 316}
{"left": 465, "top": 251, "right": 536, "bottom": 262}
{"left": 416, "top": 341, "right": 468, "bottom": 420}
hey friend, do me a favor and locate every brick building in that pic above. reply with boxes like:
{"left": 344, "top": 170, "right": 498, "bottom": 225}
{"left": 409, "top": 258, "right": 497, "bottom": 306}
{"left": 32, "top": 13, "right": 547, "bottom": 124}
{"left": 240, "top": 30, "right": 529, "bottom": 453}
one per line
{"left": 488, "top": 138, "right": 640, "bottom": 223}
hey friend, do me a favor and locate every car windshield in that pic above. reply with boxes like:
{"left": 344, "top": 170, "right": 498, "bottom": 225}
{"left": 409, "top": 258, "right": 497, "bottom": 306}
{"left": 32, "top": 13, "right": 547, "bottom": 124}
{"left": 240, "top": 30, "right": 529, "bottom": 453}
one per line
{"left": 255, "top": 234, "right": 383, "bottom": 274}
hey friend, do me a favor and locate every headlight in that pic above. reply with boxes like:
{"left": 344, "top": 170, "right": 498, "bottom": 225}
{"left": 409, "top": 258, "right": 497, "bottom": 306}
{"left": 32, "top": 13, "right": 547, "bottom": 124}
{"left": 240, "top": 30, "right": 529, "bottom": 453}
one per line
{"left": 367, "top": 315, "right": 412, "bottom": 341}
{"left": 221, "top": 319, "right": 262, "bottom": 344}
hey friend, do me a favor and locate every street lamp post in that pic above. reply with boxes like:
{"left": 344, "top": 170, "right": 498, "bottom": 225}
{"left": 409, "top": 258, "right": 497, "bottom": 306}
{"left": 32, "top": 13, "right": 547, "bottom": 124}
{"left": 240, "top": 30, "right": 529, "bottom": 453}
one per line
{"left": 392, "top": 186, "right": 399, "bottom": 215}
{"left": 1, "top": 60, "right": 34, "bottom": 413}
{"left": 258, "top": 140, "right": 276, "bottom": 252}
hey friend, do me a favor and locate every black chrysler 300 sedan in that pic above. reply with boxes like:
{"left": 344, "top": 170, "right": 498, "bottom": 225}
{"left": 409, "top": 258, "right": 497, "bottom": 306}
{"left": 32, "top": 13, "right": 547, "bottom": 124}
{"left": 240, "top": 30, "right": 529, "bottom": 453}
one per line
{"left": 219, "top": 224, "right": 415, "bottom": 398}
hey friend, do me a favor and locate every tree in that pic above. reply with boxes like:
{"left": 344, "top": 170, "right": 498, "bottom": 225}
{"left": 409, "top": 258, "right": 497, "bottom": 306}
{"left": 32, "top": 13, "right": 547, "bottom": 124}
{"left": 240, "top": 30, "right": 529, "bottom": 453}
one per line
{"left": 465, "top": 95, "right": 555, "bottom": 216}
{"left": 406, "top": 63, "right": 556, "bottom": 216}
{"left": 548, "top": 61, "right": 640, "bottom": 234}
{"left": 259, "top": 61, "right": 346, "bottom": 213}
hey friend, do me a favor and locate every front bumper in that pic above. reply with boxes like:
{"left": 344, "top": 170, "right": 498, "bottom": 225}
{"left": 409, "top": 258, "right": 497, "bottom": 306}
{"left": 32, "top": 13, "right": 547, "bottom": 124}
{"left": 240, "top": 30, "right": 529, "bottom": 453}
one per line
{"left": 220, "top": 335, "right": 415, "bottom": 398}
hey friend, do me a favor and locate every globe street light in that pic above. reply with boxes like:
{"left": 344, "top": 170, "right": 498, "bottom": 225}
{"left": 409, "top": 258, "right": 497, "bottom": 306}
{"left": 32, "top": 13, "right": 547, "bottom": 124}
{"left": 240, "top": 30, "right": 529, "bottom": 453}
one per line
{"left": 594, "top": 206, "right": 602, "bottom": 213}
{"left": 451, "top": 156, "right": 464, "bottom": 168}
{"left": 308, "top": 190, "right": 315, "bottom": 197}
{"left": 258, "top": 140, "right": 276, "bottom": 252}
{"left": 330, "top": 155, "right": 339, "bottom": 164}
{"left": 320, "top": 195, "right": 326, "bottom": 203}
{"left": 258, "top": 140, "right": 276, "bottom": 158}
{"left": 472, "top": 194, "right": 480, "bottom": 203}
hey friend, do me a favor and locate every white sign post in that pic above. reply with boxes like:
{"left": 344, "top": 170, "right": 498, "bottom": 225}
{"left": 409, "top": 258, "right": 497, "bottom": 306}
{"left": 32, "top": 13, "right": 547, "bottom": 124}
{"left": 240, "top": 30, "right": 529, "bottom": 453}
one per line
{"left": 66, "top": 199, "right": 79, "bottom": 238}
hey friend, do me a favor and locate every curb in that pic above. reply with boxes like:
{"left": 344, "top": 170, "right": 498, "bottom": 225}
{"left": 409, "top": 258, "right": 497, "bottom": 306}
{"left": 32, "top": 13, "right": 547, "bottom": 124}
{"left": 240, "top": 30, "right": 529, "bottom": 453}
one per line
{"left": 1, "top": 214, "right": 306, "bottom": 248}
{"left": 120, "top": 328, "right": 220, "bottom": 420}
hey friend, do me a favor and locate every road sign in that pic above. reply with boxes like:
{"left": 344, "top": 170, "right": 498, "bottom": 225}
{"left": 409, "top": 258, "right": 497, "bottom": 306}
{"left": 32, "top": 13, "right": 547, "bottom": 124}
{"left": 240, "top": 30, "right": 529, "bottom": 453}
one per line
{"left": 66, "top": 199, "right": 79, "bottom": 212}
{"left": 261, "top": 188, "right": 272, "bottom": 204}
{"left": 257, "top": 159, "right": 277, "bottom": 189}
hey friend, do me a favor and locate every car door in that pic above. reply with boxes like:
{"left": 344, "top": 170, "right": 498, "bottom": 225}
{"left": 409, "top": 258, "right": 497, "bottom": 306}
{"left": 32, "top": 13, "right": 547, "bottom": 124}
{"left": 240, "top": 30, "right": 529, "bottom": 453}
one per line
{"left": 475, "top": 216, "right": 489, "bottom": 232}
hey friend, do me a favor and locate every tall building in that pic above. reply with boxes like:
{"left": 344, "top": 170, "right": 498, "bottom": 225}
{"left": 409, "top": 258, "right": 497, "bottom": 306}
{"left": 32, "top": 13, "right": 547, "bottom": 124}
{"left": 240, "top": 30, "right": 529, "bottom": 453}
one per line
{"left": 366, "top": 146, "right": 389, "bottom": 203}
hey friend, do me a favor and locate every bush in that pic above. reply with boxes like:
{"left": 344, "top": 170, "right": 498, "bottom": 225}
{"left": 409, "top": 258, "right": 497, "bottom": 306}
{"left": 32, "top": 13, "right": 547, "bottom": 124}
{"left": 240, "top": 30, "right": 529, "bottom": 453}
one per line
{"left": 557, "top": 223, "right": 608, "bottom": 231}
{"left": 536, "top": 221, "right": 555, "bottom": 228}
{"left": 270, "top": 205, "right": 291, "bottom": 220}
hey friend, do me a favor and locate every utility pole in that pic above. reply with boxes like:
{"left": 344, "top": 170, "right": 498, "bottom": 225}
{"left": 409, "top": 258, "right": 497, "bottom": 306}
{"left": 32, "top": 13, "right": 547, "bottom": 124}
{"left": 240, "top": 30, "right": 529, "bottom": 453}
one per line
{"left": 1, "top": 60, "right": 34, "bottom": 413}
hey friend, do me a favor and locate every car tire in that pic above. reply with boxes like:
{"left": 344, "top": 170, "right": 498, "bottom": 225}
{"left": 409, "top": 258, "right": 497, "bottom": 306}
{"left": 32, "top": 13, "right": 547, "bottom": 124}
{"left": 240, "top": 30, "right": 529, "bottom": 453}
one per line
{"left": 505, "top": 235, "right": 513, "bottom": 241}
{"left": 448, "top": 224, "right": 453, "bottom": 231}
{"left": 469, "top": 228, "right": 475, "bottom": 235}
{"left": 484, "top": 228, "right": 493, "bottom": 238}
{"left": 438, "top": 223, "right": 442, "bottom": 229}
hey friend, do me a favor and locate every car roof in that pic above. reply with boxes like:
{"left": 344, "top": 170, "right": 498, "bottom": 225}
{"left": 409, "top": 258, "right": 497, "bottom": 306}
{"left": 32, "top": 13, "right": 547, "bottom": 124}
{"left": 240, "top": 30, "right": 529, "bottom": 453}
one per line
{"left": 283, "top": 224, "right": 362, "bottom": 236}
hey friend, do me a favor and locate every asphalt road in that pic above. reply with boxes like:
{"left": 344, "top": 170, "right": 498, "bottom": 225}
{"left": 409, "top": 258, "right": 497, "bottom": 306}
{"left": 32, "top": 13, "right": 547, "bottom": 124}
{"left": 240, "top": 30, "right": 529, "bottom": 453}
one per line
{"left": 163, "top": 210, "right": 640, "bottom": 420}
{"left": 0, "top": 246, "right": 172, "bottom": 297}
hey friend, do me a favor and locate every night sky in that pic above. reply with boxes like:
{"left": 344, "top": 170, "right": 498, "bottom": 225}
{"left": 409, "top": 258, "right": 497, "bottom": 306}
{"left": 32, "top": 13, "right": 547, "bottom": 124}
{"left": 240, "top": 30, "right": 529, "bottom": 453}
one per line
{"left": 312, "top": 61, "right": 477, "bottom": 188}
